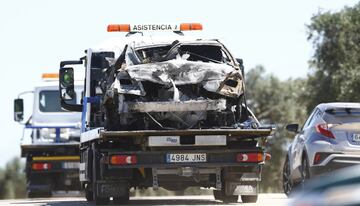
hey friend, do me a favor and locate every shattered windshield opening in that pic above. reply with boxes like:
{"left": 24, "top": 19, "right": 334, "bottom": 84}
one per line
{"left": 132, "top": 43, "right": 231, "bottom": 65}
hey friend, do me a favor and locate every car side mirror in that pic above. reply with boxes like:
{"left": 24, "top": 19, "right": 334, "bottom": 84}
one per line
{"left": 286, "top": 124, "right": 299, "bottom": 133}
{"left": 60, "top": 67, "right": 75, "bottom": 100}
{"left": 14, "top": 98, "right": 24, "bottom": 122}
{"left": 236, "top": 58, "right": 245, "bottom": 76}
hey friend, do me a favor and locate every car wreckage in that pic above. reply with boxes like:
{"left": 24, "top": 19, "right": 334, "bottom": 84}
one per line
{"left": 102, "top": 40, "right": 250, "bottom": 131}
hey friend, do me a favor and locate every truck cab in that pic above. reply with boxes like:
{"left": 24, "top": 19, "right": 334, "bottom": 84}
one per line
{"left": 59, "top": 23, "right": 273, "bottom": 205}
{"left": 14, "top": 73, "right": 83, "bottom": 197}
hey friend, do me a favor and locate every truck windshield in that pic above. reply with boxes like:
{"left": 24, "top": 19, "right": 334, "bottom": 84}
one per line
{"left": 39, "top": 91, "right": 76, "bottom": 112}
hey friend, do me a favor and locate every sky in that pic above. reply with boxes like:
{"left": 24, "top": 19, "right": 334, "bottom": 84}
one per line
{"left": 0, "top": 0, "right": 358, "bottom": 167}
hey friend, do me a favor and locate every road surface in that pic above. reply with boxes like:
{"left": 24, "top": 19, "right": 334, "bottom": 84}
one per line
{"left": 0, "top": 194, "right": 288, "bottom": 206}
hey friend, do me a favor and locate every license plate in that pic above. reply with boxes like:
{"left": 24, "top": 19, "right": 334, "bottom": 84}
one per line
{"left": 353, "top": 134, "right": 360, "bottom": 142}
{"left": 166, "top": 153, "right": 206, "bottom": 163}
{"left": 62, "top": 162, "right": 80, "bottom": 169}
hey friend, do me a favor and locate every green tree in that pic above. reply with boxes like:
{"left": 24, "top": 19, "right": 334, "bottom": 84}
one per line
{"left": 0, "top": 157, "right": 26, "bottom": 199}
{"left": 245, "top": 66, "right": 307, "bottom": 192}
{"left": 306, "top": 3, "right": 360, "bottom": 112}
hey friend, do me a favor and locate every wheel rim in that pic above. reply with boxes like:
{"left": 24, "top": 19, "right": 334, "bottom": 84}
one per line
{"left": 282, "top": 158, "right": 292, "bottom": 195}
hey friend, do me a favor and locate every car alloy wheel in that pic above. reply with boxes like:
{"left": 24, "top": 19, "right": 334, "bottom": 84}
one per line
{"left": 282, "top": 156, "right": 293, "bottom": 196}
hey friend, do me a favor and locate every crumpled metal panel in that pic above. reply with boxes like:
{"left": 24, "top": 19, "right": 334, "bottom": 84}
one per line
{"left": 125, "top": 59, "right": 242, "bottom": 96}
{"left": 123, "top": 99, "right": 226, "bottom": 113}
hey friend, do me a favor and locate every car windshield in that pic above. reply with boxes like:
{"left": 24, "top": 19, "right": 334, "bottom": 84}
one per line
{"left": 323, "top": 108, "right": 360, "bottom": 124}
{"left": 39, "top": 90, "right": 76, "bottom": 112}
{"left": 130, "top": 43, "right": 232, "bottom": 65}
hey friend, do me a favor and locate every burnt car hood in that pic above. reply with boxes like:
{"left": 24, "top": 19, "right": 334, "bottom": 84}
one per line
{"left": 124, "top": 59, "right": 241, "bottom": 94}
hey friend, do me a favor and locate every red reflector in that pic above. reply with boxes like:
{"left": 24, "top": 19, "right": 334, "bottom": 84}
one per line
{"left": 110, "top": 155, "right": 137, "bottom": 165}
{"left": 236, "top": 153, "right": 263, "bottom": 163}
{"left": 316, "top": 123, "right": 335, "bottom": 139}
{"left": 31, "top": 163, "right": 52, "bottom": 170}
{"left": 314, "top": 153, "right": 321, "bottom": 165}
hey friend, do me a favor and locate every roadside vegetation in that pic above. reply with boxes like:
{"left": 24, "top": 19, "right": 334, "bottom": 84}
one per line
{"left": 1, "top": 2, "right": 360, "bottom": 198}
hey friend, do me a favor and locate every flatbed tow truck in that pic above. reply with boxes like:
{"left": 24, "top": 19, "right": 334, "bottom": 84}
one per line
{"left": 58, "top": 23, "right": 273, "bottom": 204}
{"left": 14, "top": 73, "right": 83, "bottom": 197}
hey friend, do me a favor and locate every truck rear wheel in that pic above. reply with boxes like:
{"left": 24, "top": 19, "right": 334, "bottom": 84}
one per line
{"left": 27, "top": 190, "right": 51, "bottom": 198}
{"left": 241, "top": 195, "right": 258, "bottom": 203}
{"left": 113, "top": 196, "right": 129, "bottom": 204}
{"left": 95, "top": 197, "right": 110, "bottom": 205}
{"left": 222, "top": 195, "right": 238, "bottom": 203}
{"left": 212, "top": 190, "right": 238, "bottom": 203}
{"left": 85, "top": 186, "right": 93, "bottom": 201}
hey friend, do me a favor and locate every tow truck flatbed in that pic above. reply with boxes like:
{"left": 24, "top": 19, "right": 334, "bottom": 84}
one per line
{"left": 21, "top": 143, "right": 79, "bottom": 157}
{"left": 81, "top": 128, "right": 273, "bottom": 143}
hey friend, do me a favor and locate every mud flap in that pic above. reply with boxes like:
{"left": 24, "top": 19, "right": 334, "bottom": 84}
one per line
{"left": 96, "top": 181, "right": 128, "bottom": 198}
{"left": 226, "top": 182, "right": 258, "bottom": 196}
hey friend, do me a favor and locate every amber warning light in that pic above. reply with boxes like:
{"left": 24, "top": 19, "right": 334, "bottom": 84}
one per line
{"left": 107, "top": 23, "right": 203, "bottom": 32}
{"left": 42, "top": 73, "right": 59, "bottom": 79}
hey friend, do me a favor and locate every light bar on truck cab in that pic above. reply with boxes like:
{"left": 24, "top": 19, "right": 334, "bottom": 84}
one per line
{"left": 107, "top": 23, "right": 203, "bottom": 32}
{"left": 42, "top": 73, "right": 59, "bottom": 79}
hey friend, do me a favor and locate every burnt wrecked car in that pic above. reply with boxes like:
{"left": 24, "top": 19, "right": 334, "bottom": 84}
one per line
{"left": 100, "top": 38, "right": 256, "bottom": 131}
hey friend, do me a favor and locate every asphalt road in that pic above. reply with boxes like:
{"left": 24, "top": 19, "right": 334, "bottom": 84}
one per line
{"left": 0, "top": 194, "right": 288, "bottom": 206}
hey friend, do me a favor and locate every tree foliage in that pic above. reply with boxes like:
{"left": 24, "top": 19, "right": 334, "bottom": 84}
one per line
{"left": 0, "top": 157, "right": 26, "bottom": 199}
{"left": 306, "top": 3, "right": 360, "bottom": 111}
{"left": 245, "top": 65, "right": 307, "bottom": 192}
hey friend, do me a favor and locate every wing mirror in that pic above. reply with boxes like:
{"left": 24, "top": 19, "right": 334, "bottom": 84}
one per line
{"left": 14, "top": 98, "right": 24, "bottom": 122}
{"left": 286, "top": 124, "right": 299, "bottom": 133}
{"left": 60, "top": 67, "right": 75, "bottom": 100}
{"left": 236, "top": 58, "right": 245, "bottom": 76}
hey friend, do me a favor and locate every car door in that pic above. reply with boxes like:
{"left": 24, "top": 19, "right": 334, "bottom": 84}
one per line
{"left": 291, "top": 108, "right": 318, "bottom": 171}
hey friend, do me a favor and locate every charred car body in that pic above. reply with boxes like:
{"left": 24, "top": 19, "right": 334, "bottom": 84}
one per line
{"left": 59, "top": 24, "right": 273, "bottom": 204}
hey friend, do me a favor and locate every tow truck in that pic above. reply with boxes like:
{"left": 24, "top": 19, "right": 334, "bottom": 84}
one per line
{"left": 14, "top": 73, "right": 83, "bottom": 197}
{"left": 58, "top": 23, "right": 273, "bottom": 204}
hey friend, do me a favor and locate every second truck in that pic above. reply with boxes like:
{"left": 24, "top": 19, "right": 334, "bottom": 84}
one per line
{"left": 14, "top": 73, "right": 83, "bottom": 197}
{"left": 59, "top": 23, "right": 273, "bottom": 204}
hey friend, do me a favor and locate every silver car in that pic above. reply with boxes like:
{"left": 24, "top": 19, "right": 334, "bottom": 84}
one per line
{"left": 282, "top": 102, "right": 360, "bottom": 195}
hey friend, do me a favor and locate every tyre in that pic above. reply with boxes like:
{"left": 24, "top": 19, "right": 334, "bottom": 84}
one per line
{"left": 95, "top": 197, "right": 110, "bottom": 205}
{"left": 113, "top": 184, "right": 130, "bottom": 205}
{"left": 113, "top": 196, "right": 129, "bottom": 204}
{"left": 92, "top": 143, "right": 110, "bottom": 205}
{"left": 213, "top": 190, "right": 222, "bottom": 200}
{"left": 282, "top": 156, "right": 293, "bottom": 196}
{"left": 85, "top": 187, "right": 93, "bottom": 202}
{"left": 300, "top": 155, "right": 310, "bottom": 188}
{"left": 27, "top": 190, "right": 51, "bottom": 198}
{"left": 241, "top": 195, "right": 258, "bottom": 203}
{"left": 212, "top": 189, "right": 238, "bottom": 203}
{"left": 222, "top": 195, "right": 238, "bottom": 203}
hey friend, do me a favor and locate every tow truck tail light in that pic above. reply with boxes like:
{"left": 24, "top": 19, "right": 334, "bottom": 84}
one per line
{"left": 236, "top": 153, "right": 264, "bottom": 163}
{"left": 316, "top": 123, "right": 335, "bottom": 139}
{"left": 180, "top": 23, "right": 203, "bottom": 31}
{"left": 32, "top": 162, "right": 52, "bottom": 170}
{"left": 110, "top": 155, "right": 137, "bottom": 165}
{"left": 107, "top": 24, "right": 131, "bottom": 32}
